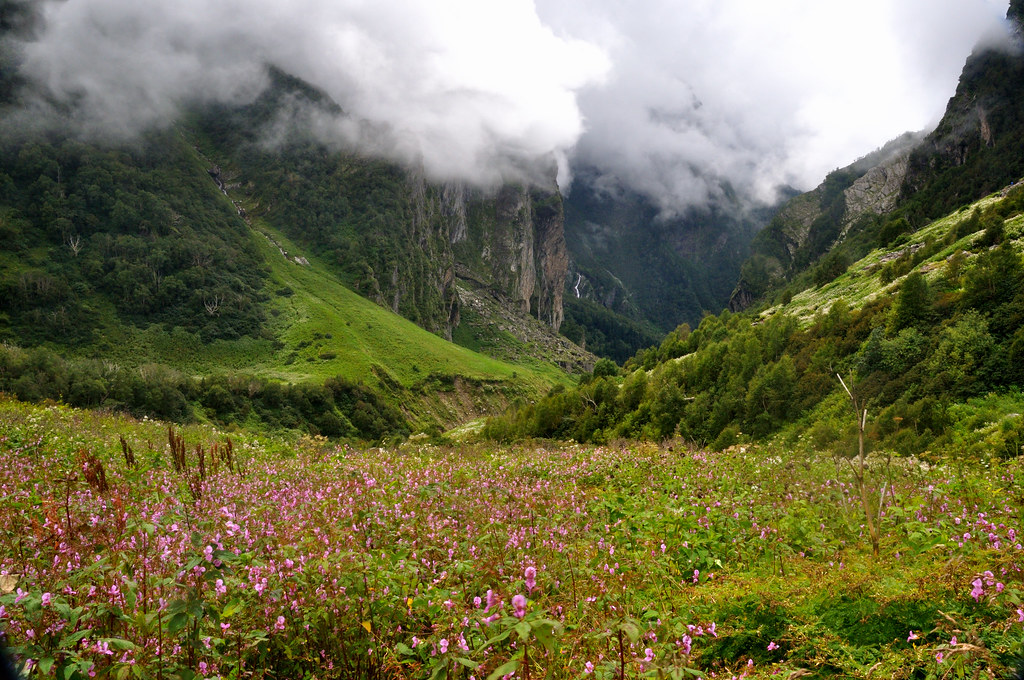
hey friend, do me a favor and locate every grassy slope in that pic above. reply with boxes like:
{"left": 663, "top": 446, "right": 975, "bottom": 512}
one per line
{"left": 769, "top": 194, "right": 1023, "bottom": 324}
{"left": 23, "top": 136, "right": 571, "bottom": 427}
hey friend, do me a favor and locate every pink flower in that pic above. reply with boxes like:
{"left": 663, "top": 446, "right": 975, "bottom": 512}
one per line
{"left": 644, "top": 648, "right": 654, "bottom": 662}
{"left": 512, "top": 594, "right": 527, "bottom": 618}
{"left": 936, "top": 651, "right": 944, "bottom": 663}
{"left": 525, "top": 566, "right": 537, "bottom": 593}
{"left": 907, "top": 630, "right": 919, "bottom": 641}
{"left": 275, "top": 616, "right": 286, "bottom": 631}
{"left": 767, "top": 641, "right": 779, "bottom": 651}
{"left": 40, "top": 592, "right": 52, "bottom": 607}
{"left": 970, "top": 578, "right": 985, "bottom": 601}
{"left": 584, "top": 661, "right": 594, "bottom": 674}
{"left": 1017, "top": 608, "right": 1024, "bottom": 623}
{"left": 485, "top": 589, "right": 498, "bottom": 612}
{"left": 439, "top": 638, "right": 449, "bottom": 654}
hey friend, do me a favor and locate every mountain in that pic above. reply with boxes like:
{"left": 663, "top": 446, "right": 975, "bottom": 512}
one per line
{"left": 483, "top": 2, "right": 1024, "bottom": 453}
{"left": 731, "top": 2, "right": 1024, "bottom": 309}
{"left": 0, "top": 68, "right": 598, "bottom": 438}
{"left": 559, "top": 170, "right": 773, "bottom": 356}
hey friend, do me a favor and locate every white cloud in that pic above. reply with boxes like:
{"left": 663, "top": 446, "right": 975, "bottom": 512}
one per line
{"left": 6, "top": 0, "right": 1014, "bottom": 208}
{"left": 539, "top": 0, "right": 1012, "bottom": 212}
{"left": 13, "top": 0, "right": 609, "bottom": 186}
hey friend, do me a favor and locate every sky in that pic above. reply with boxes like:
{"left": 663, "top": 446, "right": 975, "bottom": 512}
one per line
{"left": 3, "top": 0, "right": 1016, "bottom": 213}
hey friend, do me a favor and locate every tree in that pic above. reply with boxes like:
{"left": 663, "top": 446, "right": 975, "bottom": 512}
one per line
{"left": 888, "top": 272, "right": 933, "bottom": 334}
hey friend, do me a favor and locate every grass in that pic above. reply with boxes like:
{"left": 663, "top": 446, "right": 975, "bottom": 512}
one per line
{"left": 2, "top": 396, "right": 1023, "bottom": 679}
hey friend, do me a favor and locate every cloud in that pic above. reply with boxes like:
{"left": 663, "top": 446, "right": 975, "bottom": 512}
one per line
{"left": 538, "top": 0, "right": 1013, "bottom": 213}
{"left": 4, "top": 0, "right": 1014, "bottom": 210}
{"left": 6, "top": 0, "right": 608, "bottom": 186}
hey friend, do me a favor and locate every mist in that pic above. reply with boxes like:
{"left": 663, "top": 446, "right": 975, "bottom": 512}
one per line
{"left": 2, "top": 0, "right": 1015, "bottom": 209}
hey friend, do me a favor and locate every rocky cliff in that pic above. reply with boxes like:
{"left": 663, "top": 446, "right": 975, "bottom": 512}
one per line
{"left": 453, "top": 180, "right": 568, "bottom": 334}
{"left": 728, "top": 133, "right": 919, "bottom": 310}
{"left": 900, "top": 6, "right": 1024, "bottom": 220}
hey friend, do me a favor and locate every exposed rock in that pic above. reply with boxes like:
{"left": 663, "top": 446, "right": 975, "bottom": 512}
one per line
{"left": 839, "top": 147, "right": 911, "bottom": 240}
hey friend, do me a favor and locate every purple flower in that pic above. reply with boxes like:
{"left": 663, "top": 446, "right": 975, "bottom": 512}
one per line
{"left": 1018, "top": 608, "right": 1024, "bottom": 623}
{"left": 512, "top": 594, "right": 527, "bottom": 618}
{"left": 907, "top": 630, "right": 919, "bottom": 642}
{"left": 767, "top": 641, "right": 779, "bottom": 651}
{"left": 644, "top": 648, "right": 654, "bottom": 662}
{"left": 439, "top": 638, "right": 449, "bottom": 654}
{"left": 275, "top": 616, "right": 286, "bottom": 631}
{"left": 584, "top": 661, "right": 594, "bottom": 674}
{"left": 525, "top": 566, "right": 537, "bottom": 592}
{"left": 970, "top": 578, "right": 984, "bottom": 601}
{"left": 40, "top": 592, "right": 52, "bottom": 607}
{"left": 485, "top": 589, "right": 498, "bottom": 612}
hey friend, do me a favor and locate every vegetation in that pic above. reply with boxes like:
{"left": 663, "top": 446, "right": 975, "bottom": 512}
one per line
{"left": 2, "top": 398, "right": 1023, "bottom": 679}
{"left": 485, "top": 188, "right": 1024, "bottom": 459}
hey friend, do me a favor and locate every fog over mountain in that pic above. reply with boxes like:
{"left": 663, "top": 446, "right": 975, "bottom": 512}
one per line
{"left": 1, "top": 0, "right": 1015, "bottom": 211}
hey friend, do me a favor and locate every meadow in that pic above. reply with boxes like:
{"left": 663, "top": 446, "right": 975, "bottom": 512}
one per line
{"left": 1, "top": 396, "right": 1023, "bottom": 679}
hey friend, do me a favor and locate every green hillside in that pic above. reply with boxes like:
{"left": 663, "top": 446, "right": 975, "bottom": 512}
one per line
{"left": 485, "top": 182, "right": 1024, "bottom": 459}
{"left": 0, "top": 129, "right": 569, "bottom": 439}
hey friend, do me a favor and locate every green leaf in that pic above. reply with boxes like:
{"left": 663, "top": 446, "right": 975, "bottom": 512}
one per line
{"left": 485, "top": 658, "right": 521, "bottom": 680}
{"left": 395, "top": 642, "right": 415, "bottom": 656}
{"left": 167, "top": 611, "right": 189, "bottom": 634}
{"left": 620, "top": 621, "right": 640, "bottom": 642}
{"left": 38, "top": 658, "right": 54, "bottom": 675}
{"left": 58, "top": 628, "right": 92, "bottom": 648}
{"left": 514, "top": 620, "right": 531, "bottom": 641}
{"left": 428, "top": 662, "right": 448, "bottom": 680}
{"left": 455, "top": 657, "right": 480, "bottom": 669}
{"left": 481, "top": 627, "right": 512, "bottom": 648}
{"left": 531, "top": 622, "right": 558, "bottom": 653}
{"left": 220, "top": 599, "right": 243, "bottom": 618}
{"left": 103, "top": 637, "right": 136, "bottom": 651}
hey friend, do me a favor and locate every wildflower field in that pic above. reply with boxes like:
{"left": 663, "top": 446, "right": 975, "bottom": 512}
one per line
{"left": 1, "top": 396, "right": 1023, "bottom": 679}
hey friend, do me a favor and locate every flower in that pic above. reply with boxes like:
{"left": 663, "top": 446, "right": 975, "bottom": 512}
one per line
{"left": 584, "top": 661, "right": 594, "bottom": 674}
{"left": 644, "top": 648, "right": 655, "bottom": 662}
{"left": 524, "top": 566, "right": 537, "bottom": 592}
{"left": 767, "top": 641, "right": 779, "bottom": 651}
{"left": 275, "top": 616, "right": 286, "bottom": 631}
{"left": 512, "top": 594, "right": 527, "bottom": 618}
{"left": 936, "top": 651, "right": 944, "bottom": 663}
{"left": 970, "top": 578, "right": 984, "bottom": 601}
{"left": 439, "top": 638, "right": 449, "bottom": 654}
{"left": 1017, "top": 608, "right": 1024, "bottom": 623}
{"left": 485, "top": 589, "right": 498, "bottom": 612}
{"left": 907, "top": 630, "right": 919, "bottom": 641}
{"left": 40, "top": 592, "right": 51, "bottom": 607}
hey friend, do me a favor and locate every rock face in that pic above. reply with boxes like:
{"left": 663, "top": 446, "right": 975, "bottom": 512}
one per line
{"left": 395, "top": 171, "right": 569, "bottom": 339}
{"left": 452, "top": 179, "right": 568, "bottom": 334}
{"left": 840, "top": 149, "right": 911, "bottom": 238}
{"left": 900, "top": 5, "right": 1024, "bottom": 217}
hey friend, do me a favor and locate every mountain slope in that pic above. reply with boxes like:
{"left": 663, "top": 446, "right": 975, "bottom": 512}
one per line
{"left": 0, "top": 126, "right": 581, "bottom": 435}
{"left": 486, "top": 182, "right": 1024, "bottom": 457}
{"left": 731, "top": 3, "right": 1024, "bottom": 310}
